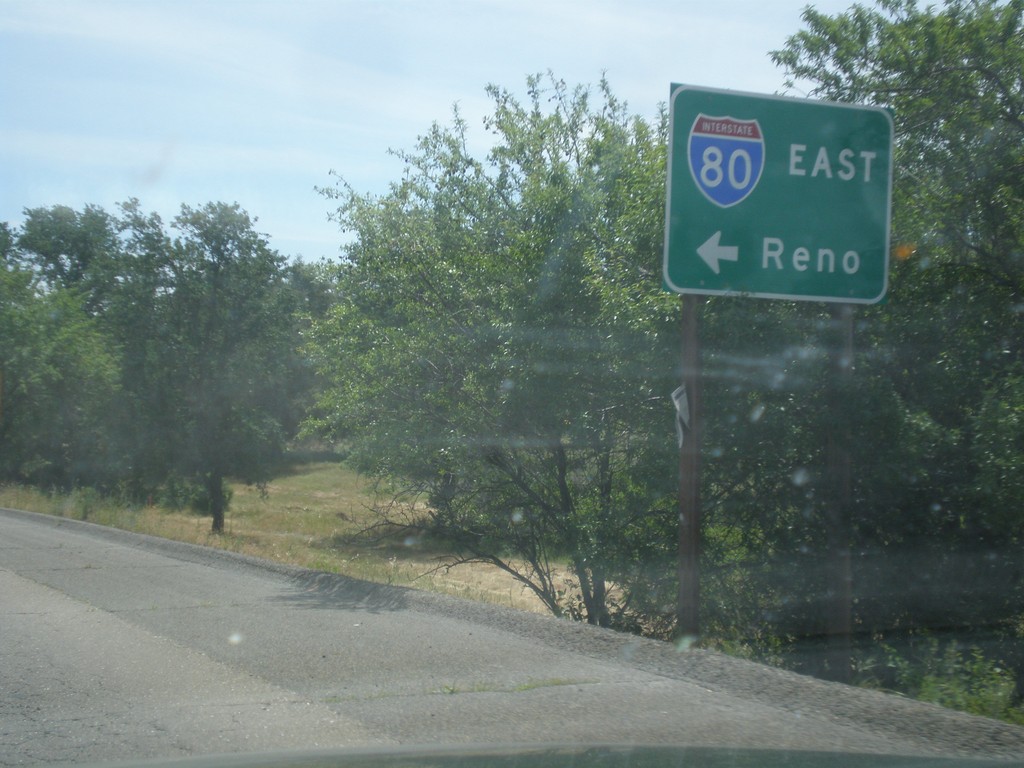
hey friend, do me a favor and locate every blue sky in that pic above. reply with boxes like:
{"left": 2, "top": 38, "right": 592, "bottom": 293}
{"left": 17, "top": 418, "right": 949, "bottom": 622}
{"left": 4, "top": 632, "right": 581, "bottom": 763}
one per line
{"left": 1, "top": 0, "right": 859, "bottom": 262}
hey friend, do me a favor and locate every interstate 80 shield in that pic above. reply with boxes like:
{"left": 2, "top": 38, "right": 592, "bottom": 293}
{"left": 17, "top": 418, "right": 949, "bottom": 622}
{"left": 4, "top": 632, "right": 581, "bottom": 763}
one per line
{"left": 687, "top": 114, "right": 765, "bottom": 208}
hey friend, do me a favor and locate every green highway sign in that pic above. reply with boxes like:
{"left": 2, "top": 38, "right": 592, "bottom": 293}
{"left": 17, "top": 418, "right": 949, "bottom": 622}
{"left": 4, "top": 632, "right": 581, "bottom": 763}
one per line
{"left": 663, "top": 85, "right": 894, "bottom": 303}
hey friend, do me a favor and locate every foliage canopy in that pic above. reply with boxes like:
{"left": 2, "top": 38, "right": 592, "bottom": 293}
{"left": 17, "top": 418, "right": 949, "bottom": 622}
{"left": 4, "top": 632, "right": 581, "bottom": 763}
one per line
{"left": 309, "top": 75, "right": 680, "bottom": 626}
{"left": 2, "top": 201, "right": 308, "bottom": 532}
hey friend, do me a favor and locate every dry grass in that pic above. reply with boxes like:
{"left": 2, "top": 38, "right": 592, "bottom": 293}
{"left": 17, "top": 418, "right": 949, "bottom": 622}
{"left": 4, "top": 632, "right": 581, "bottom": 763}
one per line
{"left": 0, "top": 461, "right": 552, "bottom": 614}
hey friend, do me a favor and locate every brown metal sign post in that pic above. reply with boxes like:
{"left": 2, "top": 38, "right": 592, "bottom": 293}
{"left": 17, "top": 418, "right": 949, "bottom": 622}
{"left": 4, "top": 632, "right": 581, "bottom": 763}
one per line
{"left": 676, "top": 294, "right": 705, "bottom": 640}
{"left": 664, "top": 84, "right": 891, "bottom": 654}
{"left": 824, "top": 303, "right": 855, "bottom": 682}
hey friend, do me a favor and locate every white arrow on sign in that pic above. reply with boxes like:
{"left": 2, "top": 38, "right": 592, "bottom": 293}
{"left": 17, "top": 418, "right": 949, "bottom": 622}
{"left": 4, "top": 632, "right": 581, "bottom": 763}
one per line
{"left": 697, "top": 231, "right": 739, "bottom": 275}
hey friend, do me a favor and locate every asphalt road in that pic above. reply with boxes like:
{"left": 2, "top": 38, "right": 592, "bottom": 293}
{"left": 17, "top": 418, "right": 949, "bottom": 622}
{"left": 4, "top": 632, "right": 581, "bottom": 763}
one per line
{"left": 3, "top": 507, "right": 1024, "bottom": 766}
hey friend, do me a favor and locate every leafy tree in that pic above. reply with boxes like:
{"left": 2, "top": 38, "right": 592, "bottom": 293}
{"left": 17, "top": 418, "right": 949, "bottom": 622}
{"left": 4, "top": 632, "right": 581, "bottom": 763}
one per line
{"left": 767, "top": 0, "right": 1024, "bottom": 682}
{"left": 308, "top": 75, "right": 680, "bottom": 627}
{"left": 11, "top": 201, "right": 303, "bottom": 532}
{"left": 134, "top": 202, "right": 297, "bottom": 531}
{"left": 775, "top": 0, "right": 1023, "bottom": 292}
{"left": 0, "top": 227, "right": 122, "bottom": 488}
{"left": 17, "top": 204, "right": 122, "bottom": 313}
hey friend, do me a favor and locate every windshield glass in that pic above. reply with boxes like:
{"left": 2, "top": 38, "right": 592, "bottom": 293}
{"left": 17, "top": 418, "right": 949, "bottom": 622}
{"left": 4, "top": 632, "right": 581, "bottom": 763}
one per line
{"left": 2, "top": 1, "right": 1023, "bottom": 765}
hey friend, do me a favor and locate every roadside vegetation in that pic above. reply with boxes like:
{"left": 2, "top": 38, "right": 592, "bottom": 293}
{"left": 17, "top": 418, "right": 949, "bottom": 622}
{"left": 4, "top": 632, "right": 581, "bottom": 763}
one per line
{"left": 0, "top": 457, "right": 550, "bottom": 613}
{"left": 1, "top": 0, "right": 1022, "bottom": 725}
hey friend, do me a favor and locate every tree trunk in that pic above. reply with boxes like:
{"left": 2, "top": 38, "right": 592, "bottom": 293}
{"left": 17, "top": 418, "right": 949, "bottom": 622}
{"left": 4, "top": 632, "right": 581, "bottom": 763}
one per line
{"left": 207, "top": 472, "right": 226, "bottom": 534}
{"left": 575, "top": 562, "right": 611, "bottom": 627}
{"left": 590, "top": 568, "right": 609, "bottom": 627}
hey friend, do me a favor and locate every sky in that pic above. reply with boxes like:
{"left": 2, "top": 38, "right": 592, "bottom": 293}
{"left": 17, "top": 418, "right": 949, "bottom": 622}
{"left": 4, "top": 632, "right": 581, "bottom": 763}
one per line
{"left": 1, "top": 0, "right": 862, "bottom": 262}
